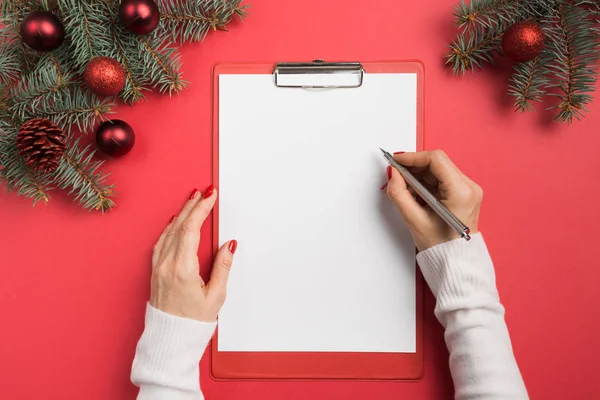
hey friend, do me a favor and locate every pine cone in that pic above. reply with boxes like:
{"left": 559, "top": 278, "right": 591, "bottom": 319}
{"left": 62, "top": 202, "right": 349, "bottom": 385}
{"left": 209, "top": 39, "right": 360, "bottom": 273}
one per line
{"left": 16, "top": 118, "right": 66, "bottom": 173}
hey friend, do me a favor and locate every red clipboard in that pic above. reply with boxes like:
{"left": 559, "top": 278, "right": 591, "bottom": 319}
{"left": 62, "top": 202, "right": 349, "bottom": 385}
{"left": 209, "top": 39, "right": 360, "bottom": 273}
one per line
{"left": 210, "top": 61, "right": 424, "bottom": 380}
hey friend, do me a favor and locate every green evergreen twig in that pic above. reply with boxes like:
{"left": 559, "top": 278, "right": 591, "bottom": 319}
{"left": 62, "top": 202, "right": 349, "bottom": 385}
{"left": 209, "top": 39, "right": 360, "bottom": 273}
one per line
{"left": 10, "top": 59, "right": 73, "bottom": 121}
{"left": 138, "top": 31, "right": 187, "bottom": 94}
{"left": 545, "top": 4, "right": 599, "bottom": 122}
{"left": 0, "top": 27, "right": 21, "bottom": 85}
{"left": 454, "top": 0, "right": 513, "bottom": 29}
{"left": 446, "top": 23, "right": 506, "bottom": 74}
{"left": 59, "top": 0, "right": 113, "bottom": 73}
{"left": 36, "top": 87, "right": 114, "bottom": 134}
{"left": 51, "top": 138, "right": 115, "bottom": 212}
{"left": 508, "top": 46, "right": 552, "bottom": 112}
{"left": 160, "top": 0, "right": 248, "bottom": 43}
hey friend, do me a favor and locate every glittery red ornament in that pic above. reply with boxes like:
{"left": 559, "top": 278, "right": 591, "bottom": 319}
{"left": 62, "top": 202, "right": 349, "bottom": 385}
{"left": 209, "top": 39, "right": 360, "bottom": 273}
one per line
{"left": 83, "top": 56, "right": 126, "bottom": 97}
{"left": 20, "top": 11, "right": 65, "bottom": 52}
{"left": 502, "top": 21, "right": 545, "bottom": 63}
{"left": 96, "top": 120, "right": 135, "bottom": 157}
{"left": 119, "top": 0, "right": 160, "bottom": 34}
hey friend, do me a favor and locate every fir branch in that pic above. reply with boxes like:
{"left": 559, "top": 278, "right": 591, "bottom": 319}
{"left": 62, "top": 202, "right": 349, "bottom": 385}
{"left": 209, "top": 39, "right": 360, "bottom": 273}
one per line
{"left": 138, "top": 32, "right": 187, "bottom": 94}
{"left": 10, "top": 57, "right": 73, "bottom": 121}
{"left": 159, "top": 0, "right": 248, "bottom": 43}
{"left": 113, "top": 39, "right": 147, "bottom": 103}
{"left": 51, "top": 138, "right": 115, "bottom": 212}
{"left": 545, "top": 4, "right": 600, "bottom": 123}
{"left": 446, "top": 23, "right": 506, "bottom": 74}
{"left": 36, "top": 87, "right": 114, "bottom": 134}
{"left": 508, "top": 47, "right": 552, "bottom": 112}
{"left": 0, "top": 27, "right": 22, "bottom": 85}
{"left": 59, "top": 0, "right": 113, "bottom": 73}
{"left": 112, "top": 34, "right": 147, "bottom": 103}
{"left": 455, "top": 0, "right": 557, "bottom": 30}
{"left": 454, "top": 0, "right": 511, "bottom": 28}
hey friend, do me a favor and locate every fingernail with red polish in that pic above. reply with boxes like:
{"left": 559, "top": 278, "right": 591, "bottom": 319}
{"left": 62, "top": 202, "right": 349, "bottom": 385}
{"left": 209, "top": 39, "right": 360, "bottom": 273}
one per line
{"left": 228, "top": 240, "right": 238, "bottom": 255}
{"left": 380, "top": 183, "right": 388, "bottom": 191}
{"left": 386, "top": 166, "right": 392, "bottom": 180}
{"left": 190, "top": 189, "right": 200, "bottom": 200}
{"left": 393, "top": 151, "right": 405, "bottom": 155}
{"left": 204, "top": 185, "right": 215, "bottom": 198}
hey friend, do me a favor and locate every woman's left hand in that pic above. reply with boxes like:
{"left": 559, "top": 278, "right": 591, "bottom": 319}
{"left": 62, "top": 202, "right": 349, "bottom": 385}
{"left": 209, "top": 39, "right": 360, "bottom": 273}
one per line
{"left": 150, "top": 186, "right": 237, "bottom": 322}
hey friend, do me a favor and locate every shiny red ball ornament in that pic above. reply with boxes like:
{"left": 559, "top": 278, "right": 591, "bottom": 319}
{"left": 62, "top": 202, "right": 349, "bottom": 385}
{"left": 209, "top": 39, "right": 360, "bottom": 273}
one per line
{"left": 83, "top": 56, "right": 126, "bottom": 97}
{"left": 96, "top": 120, "right": 135, "bottom": 157}
{"left": 20, "top": 11, "right": 65, "bottom": 52}
{"left": 502, "top": 21, "right": 545, "bottom": 63}
{"left": 119, "top": 0, "right": 160, "bottom": 34}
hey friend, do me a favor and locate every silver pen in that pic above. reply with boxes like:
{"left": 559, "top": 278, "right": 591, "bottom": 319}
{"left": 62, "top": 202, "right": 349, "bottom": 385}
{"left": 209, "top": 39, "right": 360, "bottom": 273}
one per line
{"left": 379, "top": 148, "right": 471, "bottom": 241}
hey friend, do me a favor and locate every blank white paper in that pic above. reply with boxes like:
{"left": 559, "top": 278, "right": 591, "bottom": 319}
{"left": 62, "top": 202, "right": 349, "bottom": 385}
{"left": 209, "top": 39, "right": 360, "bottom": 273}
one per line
{"left": 218, "top": 73, "right": 417, "bottom": 353}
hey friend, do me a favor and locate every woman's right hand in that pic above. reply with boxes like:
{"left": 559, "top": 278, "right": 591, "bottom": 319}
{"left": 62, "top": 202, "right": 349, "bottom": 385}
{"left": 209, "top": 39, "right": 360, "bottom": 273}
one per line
{"left": 384, "top": 150, "right": 483, "bottom": 251}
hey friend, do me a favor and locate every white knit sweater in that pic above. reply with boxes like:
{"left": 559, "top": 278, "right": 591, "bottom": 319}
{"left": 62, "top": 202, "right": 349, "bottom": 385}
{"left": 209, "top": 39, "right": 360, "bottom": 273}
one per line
{"left": 131, "top": 233, "right": 528, "bottom": 399}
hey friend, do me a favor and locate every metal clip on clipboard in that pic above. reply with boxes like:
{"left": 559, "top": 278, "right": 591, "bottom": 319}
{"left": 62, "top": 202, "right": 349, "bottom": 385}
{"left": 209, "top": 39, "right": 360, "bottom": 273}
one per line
{"left": 273, "top": 60, "right": 365, "bottom": 88}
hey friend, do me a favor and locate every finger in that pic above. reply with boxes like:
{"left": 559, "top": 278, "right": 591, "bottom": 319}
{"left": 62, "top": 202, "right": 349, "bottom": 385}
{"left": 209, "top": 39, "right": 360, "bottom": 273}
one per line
{"left": 385, "top": 167, "right": 430, "bottom": 227}
{"left": 177, "top": 186, "right": 218, "bottom": 258}
{"left": 173, "top": 188, "right": 205, "bottom": 229}
{"left": 161, "top": 188, "right": 206, "bottom": 261}
{"left": 152, "top": 215, "right": 176, "bottom": 268}
{"left": 207, "top": 240, "right": 237, "bottom": 303}
{"left": 394, "top": 150, "right": 463, "bottom": 188}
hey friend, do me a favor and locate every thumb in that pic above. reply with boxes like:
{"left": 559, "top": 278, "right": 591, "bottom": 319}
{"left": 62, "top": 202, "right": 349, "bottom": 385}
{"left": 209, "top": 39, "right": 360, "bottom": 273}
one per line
{"left": 385, "top": 167, "right": 429, "bottom": 227}
{"left": 207, "top": 240, "right": 237, "bottom": 303}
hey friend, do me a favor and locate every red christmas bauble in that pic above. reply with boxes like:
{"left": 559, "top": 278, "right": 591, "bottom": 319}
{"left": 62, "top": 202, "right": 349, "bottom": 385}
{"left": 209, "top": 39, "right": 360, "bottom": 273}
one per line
{"left": 83, "top": 56, "right": 126, "bottom": 97}
{"left": 96, "top": 120, "right": 135, "bottom": 157}
{"left": 502, "top": 21, "right": 545, "bottom": 63}
{"left": 20, "top": 11, "right": 65, "bottom": 52}
{"left": 119, "top": 0, "right": 160, "bottom": 34}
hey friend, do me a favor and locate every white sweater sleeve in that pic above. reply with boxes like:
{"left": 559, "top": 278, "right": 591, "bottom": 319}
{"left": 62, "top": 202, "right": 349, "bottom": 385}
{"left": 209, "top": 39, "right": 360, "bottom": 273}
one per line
{"left": 416, "top": 233, "right": 528, "bottom": 400}
{"left": 131, "top": 304, "right": 216, "bottom": 400}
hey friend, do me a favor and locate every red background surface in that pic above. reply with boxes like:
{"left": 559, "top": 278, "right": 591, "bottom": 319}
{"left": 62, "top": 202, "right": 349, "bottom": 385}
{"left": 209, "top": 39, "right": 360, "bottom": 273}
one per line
{"left": 1, "top": 0, "right": 599, "bottom": 399}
